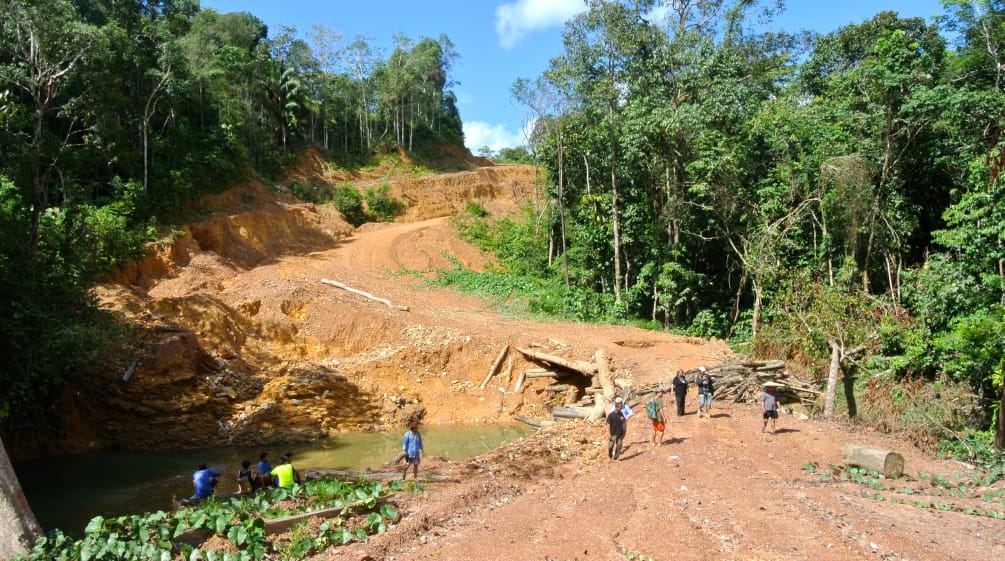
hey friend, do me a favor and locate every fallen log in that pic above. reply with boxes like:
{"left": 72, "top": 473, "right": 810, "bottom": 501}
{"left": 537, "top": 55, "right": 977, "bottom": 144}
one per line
{"left": 320, "top": 278, "right": 409, "bottom": 311}
{"left": 552, "top": 406, "right": 593, "bottom": 419}
{"left": 515, "top": 347, "right": 597, "bottom": 377}
{"left": 514, "top": 415, "right": 550, "bottom": 428}
{"left": 841, "top": 444, "right": 905, "bottom": 478}
{"left": 513, "top": 370, "right": 527, "bottom": 392}
{"left": 305, "top": 468, "right": 458, "bottom": 483}
{"left": 480, "top": 345, "right": 510, "bottom": 389}
{"left": 525, "top": 371, "right": 559, "bottom": 379}
{"left": 543, "top": 384, "right": 573, "bottom": 392}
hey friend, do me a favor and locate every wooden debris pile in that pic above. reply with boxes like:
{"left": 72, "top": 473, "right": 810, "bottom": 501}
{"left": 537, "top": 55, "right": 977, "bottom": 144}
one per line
{"left": 509, "top": 345, "right": 632, "bottom": 423}
{"left": 703, "top": 360, "right": 820, "bottom": 406}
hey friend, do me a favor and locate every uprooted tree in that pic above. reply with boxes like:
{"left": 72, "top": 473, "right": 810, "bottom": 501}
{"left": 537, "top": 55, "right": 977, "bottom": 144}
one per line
{"left": 754, "top": 270, "right": 882, "bottom": 417}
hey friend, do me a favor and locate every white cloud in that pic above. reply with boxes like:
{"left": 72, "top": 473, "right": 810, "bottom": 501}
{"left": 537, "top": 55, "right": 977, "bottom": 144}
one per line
{"left": 464, "top": 121, "right": 525, "bottom": 152}
{"left": 495, "top": 0, "right": 587, "bottom": 49}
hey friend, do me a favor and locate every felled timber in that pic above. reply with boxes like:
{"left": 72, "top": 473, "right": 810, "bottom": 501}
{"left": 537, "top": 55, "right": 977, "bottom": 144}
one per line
{"left": 480, "top": 345, "right": 510, "bottom": 389}
{"left": 320, "top": 278, "right": 409, "bottom": 311}
{"left": 544, "top": 384, "right": 573, "bottom": 392}
{"left": 515, "top": 415, "right": 552, "bottom": 428}
{"left": 551, "top": 406, "right": 593, "bottom": 419}
{"left": 841, "top": 444, "right": 906, "bottom": 478}
{"left": 305, "top": 468, "right": 458, "bottom": 483}
{"left": 515, "top": 347, "right": 598, "bottom": 377}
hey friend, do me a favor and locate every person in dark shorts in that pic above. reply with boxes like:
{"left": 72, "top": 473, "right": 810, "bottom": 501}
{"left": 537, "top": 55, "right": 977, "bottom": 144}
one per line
{"left": 401, "top": 421, "right": 424, "bottom": 480}
{"left": 606, "top": 399, "right": 627, "bottom": 460}
{"left": 760, "top": 381, "right": 781, "bottom": 433}
{"left": 696, "top": 366, "right": 714, "bottom": 418}
{"left": 672, "top": 370, "right": 689, "bottom": 416}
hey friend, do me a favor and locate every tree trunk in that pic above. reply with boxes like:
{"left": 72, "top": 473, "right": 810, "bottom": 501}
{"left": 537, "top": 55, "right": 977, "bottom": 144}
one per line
{"left": 842, "top": 444, "right": 905, "bottom": 477}
{"left": 0, "top": 438, "right": 42, "bottom": 559}
{"left": 824, "top": 340, "right": 841, "bottom": 417}
{"left": 997, "top": 382, "right": 1005, "bottom": 450}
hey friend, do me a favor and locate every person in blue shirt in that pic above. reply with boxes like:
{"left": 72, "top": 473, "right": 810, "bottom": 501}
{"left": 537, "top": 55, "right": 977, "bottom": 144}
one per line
{"left": 401, "top": 421, "right": 424, "bottom": 480}
{"left": 257, "top": 452, "right": 275, "bottom": 488}
{"left": 191, "top": 464, "right": 220, "bottom": 499}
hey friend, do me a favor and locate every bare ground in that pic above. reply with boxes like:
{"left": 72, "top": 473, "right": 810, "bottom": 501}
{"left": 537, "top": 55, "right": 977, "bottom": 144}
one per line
{"left": 30, "top": 153, "right": 1003, "bottom": 560}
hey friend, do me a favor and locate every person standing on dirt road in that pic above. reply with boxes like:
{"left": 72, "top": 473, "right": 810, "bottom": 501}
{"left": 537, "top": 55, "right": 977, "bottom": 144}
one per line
{"left": 401, "top": 421, "right": 424, "bottom": 480}
{"left": 672, "top": 370, "right": 689, "bottom": 416}
{"left": 760, "top": 382, "right": 781, "bottom": 433}
{"left": 609, "top": 395, "right": 634, "bottom": 443}
{"left": 696, "top": 367, "right": 714, "bottom": 418}
{"left": 645, "top": 390, "right": 668, "bottom": 445}
{"left": 606, "top": 399, "right": 627, "bottom": 460}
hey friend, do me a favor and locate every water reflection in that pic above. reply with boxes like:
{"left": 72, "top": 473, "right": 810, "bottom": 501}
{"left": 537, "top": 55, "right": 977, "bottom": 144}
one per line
{"left": 15, "top": 423, "right": 530, "bottom": 535}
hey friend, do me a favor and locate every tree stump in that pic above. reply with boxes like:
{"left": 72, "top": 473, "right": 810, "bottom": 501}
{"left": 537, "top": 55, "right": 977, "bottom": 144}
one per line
{"left": 841, "top": 444, "right": 905, "bottom": 477}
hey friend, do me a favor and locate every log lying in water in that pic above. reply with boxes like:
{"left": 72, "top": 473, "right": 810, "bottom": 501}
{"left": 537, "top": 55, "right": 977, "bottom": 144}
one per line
{"left": 841, "top": 444, "right": 905, "bottom": 478}
{"left": 304, "top": 468, "right": 459, "bottom": 483}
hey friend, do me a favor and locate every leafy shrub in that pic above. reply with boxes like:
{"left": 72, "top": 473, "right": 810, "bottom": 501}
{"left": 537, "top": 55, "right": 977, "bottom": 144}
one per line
{"left": 363, "top": 184, "right": 404, "bottom": 222}
{"left": 17, "top": 478, "right": 408, "bottom": 561}
{"left": 331, "top": 185, "right": 367, "bottom": 226}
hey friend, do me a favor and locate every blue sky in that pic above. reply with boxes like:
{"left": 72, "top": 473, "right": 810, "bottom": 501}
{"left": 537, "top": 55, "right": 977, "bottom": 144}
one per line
{"left": 200, "top": 0, "right": 947, "bottom": 152}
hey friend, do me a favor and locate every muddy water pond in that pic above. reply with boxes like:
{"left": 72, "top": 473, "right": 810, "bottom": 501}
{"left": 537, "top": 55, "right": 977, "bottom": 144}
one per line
{"left": 15, "top": 423, "right": 530, "bottom": 535}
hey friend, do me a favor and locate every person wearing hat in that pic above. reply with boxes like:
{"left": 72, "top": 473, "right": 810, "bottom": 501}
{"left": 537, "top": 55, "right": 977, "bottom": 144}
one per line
{"left": 760, "top": 382, "right": 781, "bottom": 433}
{"left": 645, "top": 389, "right": 668, "bottom": 446}
{"left": 671, "top": 369, "right": 689, "bottom": 416}
{"left": 401, "top": 421, "right": 424, "bottom": 480}
{"left": 696, "top": 367, "right": 714, "bottom": 418}
{"left": 606, "top": 398, "right": 627, "bottom": 460}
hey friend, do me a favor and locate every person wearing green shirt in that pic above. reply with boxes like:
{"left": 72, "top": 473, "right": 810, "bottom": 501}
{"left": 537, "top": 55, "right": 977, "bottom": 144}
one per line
{"left": 271, "top": 455, "right": 300, "bottom": 489}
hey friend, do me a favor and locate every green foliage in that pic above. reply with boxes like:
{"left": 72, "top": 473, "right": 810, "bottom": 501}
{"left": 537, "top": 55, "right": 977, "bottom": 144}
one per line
{"left": 331, "top": 184, "right": 367, "bottom": 226}
{"left": 362, "top": 184, "right": 404, "bottom": 222}
{"left": 15, "top": 477, "right": 406, "bottom": 561}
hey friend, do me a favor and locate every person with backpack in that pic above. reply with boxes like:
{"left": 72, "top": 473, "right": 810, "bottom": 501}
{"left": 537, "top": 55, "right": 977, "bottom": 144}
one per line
{"left": 672, "top": 370, "right": 689, "bottom": 416}
{"left": 645, "top": 390, "right": 668, "bottom": 446}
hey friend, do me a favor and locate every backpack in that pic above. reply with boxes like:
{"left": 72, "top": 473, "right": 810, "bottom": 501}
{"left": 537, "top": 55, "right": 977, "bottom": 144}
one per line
{"left": 645, "top": 399, "right": 659, "bottom": 420}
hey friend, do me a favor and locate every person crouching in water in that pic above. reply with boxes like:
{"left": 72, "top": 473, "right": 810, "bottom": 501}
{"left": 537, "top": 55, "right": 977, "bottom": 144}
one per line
{"left": 401, "top": 421, "right": 424, "bottom": 480}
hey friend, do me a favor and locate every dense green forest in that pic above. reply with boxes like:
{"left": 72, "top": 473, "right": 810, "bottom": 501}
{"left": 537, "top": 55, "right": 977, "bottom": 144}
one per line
{"left": 463, "top": 0, "right": 1005, "bottom": 459}
{"left": 0, "top": 0, "right": 462, "bottom": 430}
{"left": 0, "top": 0, "right": 1003, "bottom": 464}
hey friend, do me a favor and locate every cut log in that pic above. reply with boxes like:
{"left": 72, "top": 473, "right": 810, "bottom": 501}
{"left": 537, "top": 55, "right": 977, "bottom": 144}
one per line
{"left": 543, "top": 384, "right": 573, "bottom": 392}
{"left": 121, "top": 360, "right": 139, "bottom": 382}
{"left": 513, "top": 371, "right": 527, "bottom": 393}
{"left": 514, "top": 415, "right": 548, "bottom": 428}
{"left": 305, "top": 468, "right": 458, "bottom": 482}
{"left": 480, "top": 345, "right": 510, "bottom": 389}
{"left": 524, "top": 371, "right": 559, "bottom": 379}
{"left": 841, "top": 444, "right": 905, "bottom": 478}
{"left": 320, "top": 278, "right": 409, "bottom": 311}
{"left": 588, "top": 348, "right": 614, "bottom": 420}
{"left": 515, "top": 347, "right": 598, "bottom": 377}
{"left": 551, "top": 406, "right": 593, "bottom": 419}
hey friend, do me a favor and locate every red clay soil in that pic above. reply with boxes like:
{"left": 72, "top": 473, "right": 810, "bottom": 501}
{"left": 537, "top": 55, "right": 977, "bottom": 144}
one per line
{"left": 50, "top": 154, "right": 1004, "bottom": 560}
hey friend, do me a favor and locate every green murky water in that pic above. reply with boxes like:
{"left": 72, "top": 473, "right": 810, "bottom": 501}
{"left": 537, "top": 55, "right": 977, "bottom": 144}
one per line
{"left": 14, "top": 423, "right": 530, "bottom": 534}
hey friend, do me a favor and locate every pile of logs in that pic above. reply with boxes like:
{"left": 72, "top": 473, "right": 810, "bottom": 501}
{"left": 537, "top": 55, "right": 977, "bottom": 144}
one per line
{"left": 700, "top": 360, "right": 820, "bottom": 406}
{"left": 503, "top": 344, "right": 821, "bottom": 426}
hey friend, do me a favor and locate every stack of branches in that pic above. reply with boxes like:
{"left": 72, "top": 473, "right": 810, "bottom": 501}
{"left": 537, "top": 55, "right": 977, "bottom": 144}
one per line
{"left": 706, "top": 360, "right": 820, "bottom": 406}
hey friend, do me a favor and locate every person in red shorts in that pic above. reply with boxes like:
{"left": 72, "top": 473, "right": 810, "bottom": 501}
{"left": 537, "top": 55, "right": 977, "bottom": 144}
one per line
{"left": 645, "top": 389, "right": 668, "bottom": 446}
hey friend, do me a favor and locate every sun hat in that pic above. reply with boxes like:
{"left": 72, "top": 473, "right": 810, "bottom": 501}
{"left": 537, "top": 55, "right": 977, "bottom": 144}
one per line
{"left": 762, "top": 381, "right": 782, "bottom": 387}
{"left": 698, "top": 366, "right": 707, "bottom": 372}
{"left": 614, "top": 396, "right": 623, "bottom": 403}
